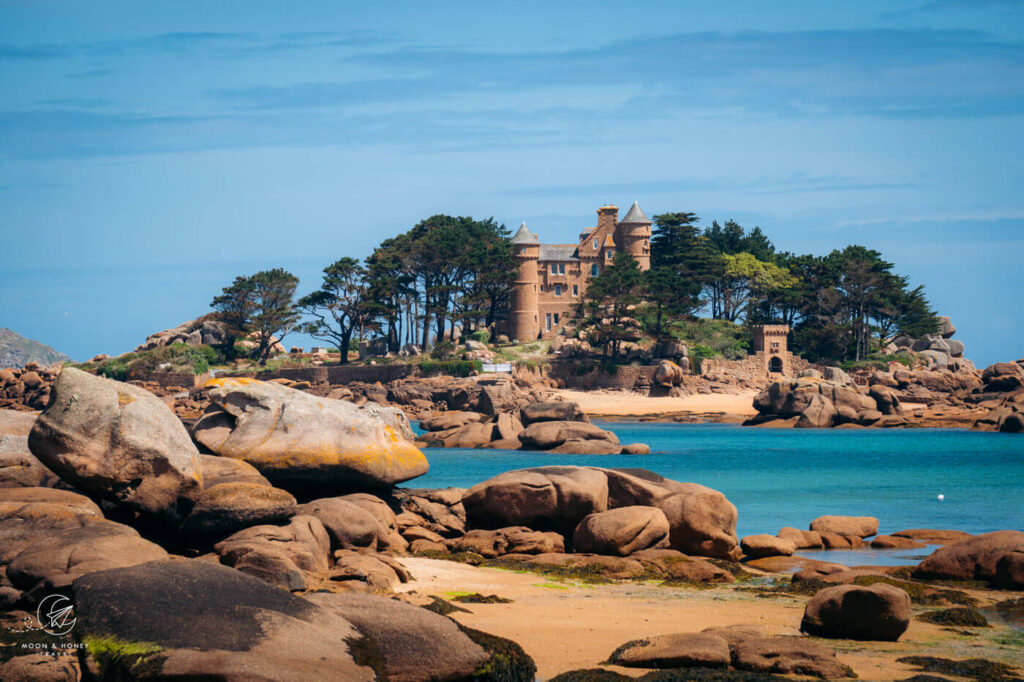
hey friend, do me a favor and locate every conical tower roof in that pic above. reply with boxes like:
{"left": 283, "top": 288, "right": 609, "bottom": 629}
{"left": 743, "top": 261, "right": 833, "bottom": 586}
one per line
{"left": 511, "top": 221, "right": 539, "bottom": 244}
{"left": 620, "top": 201, "right": 651, "bottom": 224}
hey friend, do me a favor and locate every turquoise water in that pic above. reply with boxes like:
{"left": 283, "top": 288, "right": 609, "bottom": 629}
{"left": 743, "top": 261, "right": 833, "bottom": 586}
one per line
{"left": 407, "top": 423, "right": 1024, "bottom": 541}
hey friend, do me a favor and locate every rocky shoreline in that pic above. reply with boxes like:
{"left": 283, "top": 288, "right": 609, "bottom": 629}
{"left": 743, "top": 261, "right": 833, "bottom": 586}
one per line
{"left": 1, "top": 367, "right": 1022, "bottom": 680}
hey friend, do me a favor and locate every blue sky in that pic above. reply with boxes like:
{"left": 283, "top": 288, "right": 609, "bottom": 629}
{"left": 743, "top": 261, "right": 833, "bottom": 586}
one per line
{"left": 1, "top": 0, "right": 1022, "bottom": 366}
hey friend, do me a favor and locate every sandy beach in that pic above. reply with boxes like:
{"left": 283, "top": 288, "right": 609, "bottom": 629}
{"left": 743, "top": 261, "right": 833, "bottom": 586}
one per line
{"left": 397, "top": 557, "right": 1024, "bottom": 680}
{"left": 552, "top": 388, "right": 760, "bottom": 418}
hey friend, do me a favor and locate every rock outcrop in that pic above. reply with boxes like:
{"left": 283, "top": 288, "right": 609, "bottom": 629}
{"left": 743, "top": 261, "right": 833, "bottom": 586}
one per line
{"left": 417, "top": 401, "right": 646, "bottom": 454}
{"left": 193, "top": 378, "right": 428, "bottom": 493}
{"left": 28, "top": 368, "right": 202, "bottom": 517}
{"left": 461, "top": 467, "right": 739, "bottom": 559}
{"left": 912, "top": 530, "right": 1024, "bottom": 585}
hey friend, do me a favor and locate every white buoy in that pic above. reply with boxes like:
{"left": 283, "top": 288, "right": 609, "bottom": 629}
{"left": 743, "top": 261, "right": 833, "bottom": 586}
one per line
{"left": 937, "top": 494, "right": 945, "bottom": 501}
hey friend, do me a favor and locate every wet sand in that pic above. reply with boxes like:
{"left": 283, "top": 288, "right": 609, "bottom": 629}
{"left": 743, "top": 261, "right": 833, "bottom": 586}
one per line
{"left": 396, "top": 557, "right": 1024, "bottom": 680}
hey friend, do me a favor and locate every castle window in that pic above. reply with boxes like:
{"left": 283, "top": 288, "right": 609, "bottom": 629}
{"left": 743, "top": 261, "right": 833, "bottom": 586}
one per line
{"left": 545, "top": 313, "right": 552, "bottom": 332}
{"left": 559, "top": 263, "right": 565, "bottom": 274}
{"left": 554, "top": 284, "right": 562, "bottom": 296}
{"left": 591, "top": 264, "right": 599, "bottom": 276}
{"left": 606, "top": 250, "right": 612, "bottom": 259}
{"left": 572, "top": 284, "right": 578, "bottom": 296}
{"left": 592, "top": 239, "right": 598, "bottom": 249}
{"left": 554, "top": 313, "right": 560, "bottom": 324}
{"left": 551, "top": 264, "right": 557, "bottom": 274}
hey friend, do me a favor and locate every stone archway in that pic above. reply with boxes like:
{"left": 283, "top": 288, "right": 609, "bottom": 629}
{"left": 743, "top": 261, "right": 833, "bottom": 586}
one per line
{"left": 769, "top": 356, "right": 783, "bottom": 373}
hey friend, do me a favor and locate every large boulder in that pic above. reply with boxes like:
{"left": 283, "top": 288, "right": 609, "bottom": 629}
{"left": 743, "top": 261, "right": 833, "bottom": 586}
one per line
{"left": 0, "top": 487, "right": 105, "bottom": 565}
{"left": 795, "top": 393, "right": 836, "bottom": 428}
{"left": 733, "top": 637, "right": 855, "bottom": 679}
{"left": 572, "top": 506, "right": 670, "bottom": 556}
{"left": 192, "top": 378, "right": 428, "bottom": 493}
{"left": 0, "top": 435, "right": 60, "bottom": 488}
{"left": 214, "top": 515, "right": 331, "bottom": 591}
{"left": 519, "top": 401, "right": 588, "bottom": 424}
{"left": 199, "top": 454, "right": 271, "bottom": 488}
{"left": 462, "top": 466, "right": 609, "bottom": 534}
{"left": 6, "top": 521, "right": 168, "bottom": 595}
{"left": 607, "top": 632, "right": 730, "bottom": 669}
{"left": 71, "top": 559, "right": 374, "bottom": 681}
{"left": 654, "top": 360, "right": 686, "bottom": 387}
{"left": 741, "top": 534, "right": 796, "bottom": 558}
{"left": 801, "top": 583, "right": 911, "bottom": 641}
{"left": 982, "top": 362, "right": 1024, "bottom": 392}
{"left": 912, "top": 530, "right": 1024, "bottom": 582}
{"left": 0, "top": 409, "right": 36, "bottom": 437}
{"left": 297, "top": 497, "right": 384, "bottom": 551}
{"left": 307, "top": 592, "right": 490, "bottom": 680}
{"left": 809, "top": 515, "right": 879, "bottom": 538}
{"left": 181, "top": 483, "right": 297, "bottom": 536}
{"left": 28, "top": 368, "right": 202, "bottom": 517}
{"left": 518, "top": 421, "right": 617, "bottom": 451}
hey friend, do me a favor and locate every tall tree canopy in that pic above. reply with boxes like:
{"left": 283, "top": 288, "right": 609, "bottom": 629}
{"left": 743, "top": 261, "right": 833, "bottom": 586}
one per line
{"left": 296, "top": 258, "right": 374, "bottom": 364}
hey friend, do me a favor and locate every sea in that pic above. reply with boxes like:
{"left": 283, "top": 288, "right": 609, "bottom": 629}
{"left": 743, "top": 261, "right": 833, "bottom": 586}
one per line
{"left": 407, "top": 422, "right": 1024, "bottom": 566}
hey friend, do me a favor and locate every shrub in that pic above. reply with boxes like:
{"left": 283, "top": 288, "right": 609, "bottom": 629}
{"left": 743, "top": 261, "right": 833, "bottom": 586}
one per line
{"left": 430, "top": 340, "right": 457, "bottom": 360}
{"left": 418, "top": 360, "right": 483, "bottom": 377}
{"left": 468, "top": 329, "right": 491, "bottom": 344}
{"left": 688, "top": 344, "right": 715, "bottom": 373}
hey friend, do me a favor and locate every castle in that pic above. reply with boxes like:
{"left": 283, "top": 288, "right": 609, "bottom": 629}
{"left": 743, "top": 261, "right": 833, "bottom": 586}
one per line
{"left": 504, "top": 202, "right": 652, "bottom": 342}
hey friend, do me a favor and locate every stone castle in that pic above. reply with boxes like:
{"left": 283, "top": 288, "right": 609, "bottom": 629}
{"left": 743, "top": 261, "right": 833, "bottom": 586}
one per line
{"left": 505, "top": 202, "right": 652, "bottom": 341}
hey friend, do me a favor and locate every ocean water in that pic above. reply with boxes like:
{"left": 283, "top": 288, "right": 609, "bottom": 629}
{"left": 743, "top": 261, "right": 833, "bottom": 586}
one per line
{"left": 407, "top": 422, "right": 1024, "bottom": 541}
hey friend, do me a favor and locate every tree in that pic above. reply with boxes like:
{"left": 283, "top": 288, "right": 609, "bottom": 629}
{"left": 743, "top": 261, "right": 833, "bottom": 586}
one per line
{"left": 575, "top": 253, "right": 644, "bottom": 358}
{"left": 210, "top": 275, "right": 256, "bottom": 354}
{"left": 641, "top": 266, "right": 702, "bottom": 340}
{"left": 296, "top": 258, "right": 373, "bottom": 365}
{"left": 247, "top": 268, "right": 300, "bottom": 365}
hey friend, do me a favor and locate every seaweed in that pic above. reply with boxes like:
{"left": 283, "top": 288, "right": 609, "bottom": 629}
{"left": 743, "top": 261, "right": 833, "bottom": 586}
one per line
{"left": 83, "top": 635, "right": 166, "bottom": 681}
{"left": 481, "top": 557, "right": 614, "bottom": 584}
{"left": 422, "top": 596, "right": 471, "bottom": 616}
{"left": 451, "top": 593, "right": 513, "bottom": 604}
{"left": 460, "top": 624, "right": 537, "bottom": 681}
{"left": 917, "top": 607, "right": 990, "bottom": 627}
{"left": 896, "top": 655, "right": 1023, "bottom": 681}
{"left": 852, "top": 575, "right": 977, "bottom": 606}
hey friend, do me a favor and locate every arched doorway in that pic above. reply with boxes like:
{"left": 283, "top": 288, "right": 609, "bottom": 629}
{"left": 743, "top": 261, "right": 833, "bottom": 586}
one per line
{"left": 769, "top": 356, "right": 783, "bottom": 373}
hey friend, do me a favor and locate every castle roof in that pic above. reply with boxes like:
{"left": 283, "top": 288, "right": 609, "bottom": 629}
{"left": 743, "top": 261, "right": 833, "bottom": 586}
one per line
{"left": 511, "top": 221, "right": 539, "bottom": 244}
{"left": 539, "top": 244, "right": 579, "bottom": 262}
{"left": 620, "top": 201, "right": 651, "bottom": 224}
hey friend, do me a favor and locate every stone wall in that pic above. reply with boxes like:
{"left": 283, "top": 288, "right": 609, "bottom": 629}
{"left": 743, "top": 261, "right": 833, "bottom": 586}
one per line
{"left": 701, "top": 354, "right": 812, "bottom": 382}
{"left": 127, "top": 371, "right": 211, "bottom": 388}
{"left": 219, "top": 364, "right": 416, "bottom": 386}
{"left": 548, "top": 361, "right": 658, "bottom": 390}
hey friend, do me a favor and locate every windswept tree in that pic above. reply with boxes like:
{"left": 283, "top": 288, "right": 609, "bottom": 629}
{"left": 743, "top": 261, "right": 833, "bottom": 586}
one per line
{"left": 249, "top": 268, "right": 300, "bottom": 365}
{"left": 575, "top": 253, "right": 644, "bottom": 358}
{"left": 210, "top": 275, "right": 256, "bottom": 353}
{"left": 296, "top": 258, "right": 374, "bottom": 364}
{"left": 210, "top": 268, "right": 299, "bottom": 364}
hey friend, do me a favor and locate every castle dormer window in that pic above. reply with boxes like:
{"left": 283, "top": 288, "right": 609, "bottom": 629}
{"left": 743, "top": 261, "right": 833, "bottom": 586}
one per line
{"left": 592, "top": 239, "right": 598, "bottom": 249}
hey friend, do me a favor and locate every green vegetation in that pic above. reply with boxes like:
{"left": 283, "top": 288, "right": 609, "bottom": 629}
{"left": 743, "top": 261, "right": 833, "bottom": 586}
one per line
{"left": 296, "top": 258, "right": 374, "bottom": 366}
{"left": 77, "top": 343, "right": 221, "bottom": 380}
{"left": 417, "top": 359, "right": 483, "bottom": 377}
{"left": 84, "top": 635, "right": 166, "bottom": 680}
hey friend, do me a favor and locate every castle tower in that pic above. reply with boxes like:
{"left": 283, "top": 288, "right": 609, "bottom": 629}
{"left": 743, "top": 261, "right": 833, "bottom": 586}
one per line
{"left": 596, "top": 204, "right": 618, "bottom": 233}
{"left": 616, "top": 201, "right": 652, "bottom": 270}
{"left": 510, "top": 221, "right": 540, "bottom": 342}
{"left": 751, "top": 324, "right": 792, "bottom": 375}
